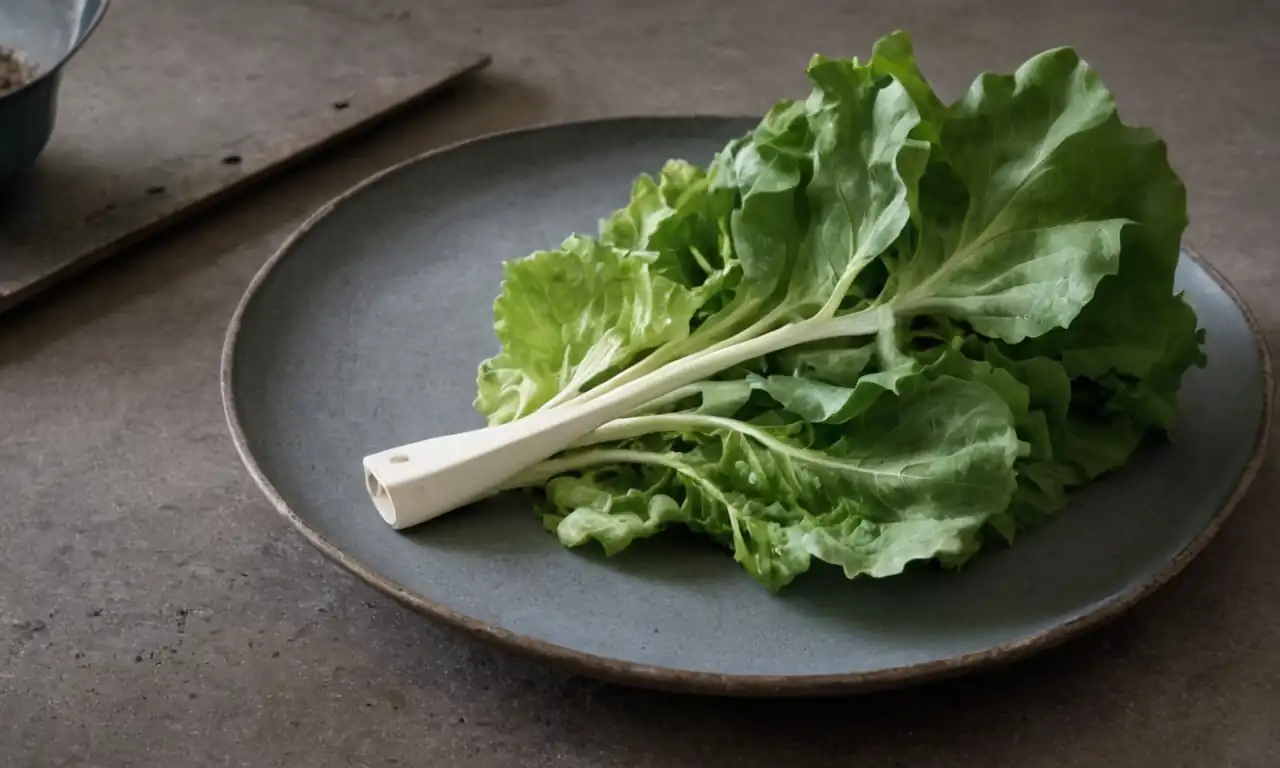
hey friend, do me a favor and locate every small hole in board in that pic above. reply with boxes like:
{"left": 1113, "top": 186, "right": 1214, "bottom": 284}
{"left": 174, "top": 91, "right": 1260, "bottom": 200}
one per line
{"left": 222, "top": 155, "right": 242, "bottom": 166}
{"left": 389, "top": 454, "right": 409, "bottom": 464}
{"left": 332, "top": 100, "right": 350, "bottom": 111}
{"left": 145, "top": 185, "right": 167, "bottom": 196}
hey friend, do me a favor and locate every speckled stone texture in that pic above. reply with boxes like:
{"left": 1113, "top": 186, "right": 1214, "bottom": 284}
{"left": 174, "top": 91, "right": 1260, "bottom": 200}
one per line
{"left": 2, "top": 0, "right": 1278, "bottom": 766}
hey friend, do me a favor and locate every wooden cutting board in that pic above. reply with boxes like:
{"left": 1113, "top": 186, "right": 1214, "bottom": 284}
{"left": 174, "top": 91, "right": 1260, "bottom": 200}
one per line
{"left": 0, "top": 0, "right": 489, "bottom": 313}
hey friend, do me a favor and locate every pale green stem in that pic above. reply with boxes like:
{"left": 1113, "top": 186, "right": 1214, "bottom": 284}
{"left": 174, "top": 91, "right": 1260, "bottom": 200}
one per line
{"left": 542, "top": 295, "right": 770, "bottom": 412}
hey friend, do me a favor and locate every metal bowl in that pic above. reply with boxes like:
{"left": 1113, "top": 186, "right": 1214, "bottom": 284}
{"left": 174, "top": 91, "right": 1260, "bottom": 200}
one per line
{"left": 0, "top": 0, "right": 109, "bottom": 187}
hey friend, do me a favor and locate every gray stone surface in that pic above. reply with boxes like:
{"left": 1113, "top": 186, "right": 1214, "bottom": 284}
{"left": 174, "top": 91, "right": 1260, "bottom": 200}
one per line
{"left": 2, "top": 0, "right": 1278, "bottom": 765}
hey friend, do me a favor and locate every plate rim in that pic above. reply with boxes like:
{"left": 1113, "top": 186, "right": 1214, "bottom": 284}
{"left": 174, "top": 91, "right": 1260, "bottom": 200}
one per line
{"left": 220, "top": 115, "right": 1274, "bottom": 696}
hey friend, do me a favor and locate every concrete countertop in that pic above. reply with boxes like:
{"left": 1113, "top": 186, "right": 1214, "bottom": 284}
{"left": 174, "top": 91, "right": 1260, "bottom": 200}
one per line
{"left": 3, "top": 0, "right": 1278, "bottom": 765}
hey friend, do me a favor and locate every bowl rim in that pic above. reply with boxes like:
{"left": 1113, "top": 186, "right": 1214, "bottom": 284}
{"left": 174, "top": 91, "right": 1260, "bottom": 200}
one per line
{"left": 0, "top": 0, "right": 111, "bottom": 101}
{"left": 219, "top": 115, "right": 1275, "bottom": 697}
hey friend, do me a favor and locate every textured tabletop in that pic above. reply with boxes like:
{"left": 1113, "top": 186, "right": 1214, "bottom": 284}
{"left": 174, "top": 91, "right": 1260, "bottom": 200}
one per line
{"left": 2, "top": 0, "right": 1278, "bottom": 765}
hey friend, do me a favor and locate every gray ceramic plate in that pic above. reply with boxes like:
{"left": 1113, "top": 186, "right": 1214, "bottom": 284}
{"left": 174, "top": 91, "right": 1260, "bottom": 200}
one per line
{"left": 223, "top": 117, "right": 1271, "bottom": 696}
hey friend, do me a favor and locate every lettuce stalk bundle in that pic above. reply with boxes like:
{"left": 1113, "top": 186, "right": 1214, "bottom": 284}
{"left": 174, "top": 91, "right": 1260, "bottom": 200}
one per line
{"left": 472, "top": 32, "right": 1205, "bottom": 591}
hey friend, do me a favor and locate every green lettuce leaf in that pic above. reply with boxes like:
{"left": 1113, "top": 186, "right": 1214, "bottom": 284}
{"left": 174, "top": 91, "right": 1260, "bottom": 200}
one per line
{"left": 1010, "top": 124, "right": 1196, "bottom": 384}
{"left": 782, "top": 56, "right": 926, "bottom": 314}
{"left": 542, "top": 465, "right": 689, "bottom": 554}
{"left": 750, "top": 366, "right": 916, "bottom": 424}
{"left": 475, "top": 236, "right": 703, "bottom": 424}
{"left": 598, "top": 158, "right": 738, "bottom": 295}
{"left": 891, "top": 48, "right": 1136, "bottom": 343}
{"left": 721, "top": 100, "right": 812, "bottom": 295}
{"left": 771, "top": 343, "right": 877, "bottom": 385}
{"left": 540, "top": 375, "right": 1021, "bottom": 590}
{"left": 868, "top": 31, "right": 947, "bottom": 144}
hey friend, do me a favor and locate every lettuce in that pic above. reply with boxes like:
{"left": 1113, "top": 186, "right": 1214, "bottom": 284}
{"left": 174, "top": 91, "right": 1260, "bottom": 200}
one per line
{"left": 476, "top": 32, "right": 1203, "bottom": 591}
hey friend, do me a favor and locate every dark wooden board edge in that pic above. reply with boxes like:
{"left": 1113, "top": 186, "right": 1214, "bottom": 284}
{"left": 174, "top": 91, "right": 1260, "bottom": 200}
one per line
{"left": 0, "top": 52, "right": 490, "bottom": 315}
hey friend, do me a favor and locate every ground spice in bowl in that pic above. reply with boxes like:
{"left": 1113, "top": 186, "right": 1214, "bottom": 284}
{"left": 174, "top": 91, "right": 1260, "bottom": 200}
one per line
{"left": 0, "top": 46, "right": 37, "bottom": 95}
